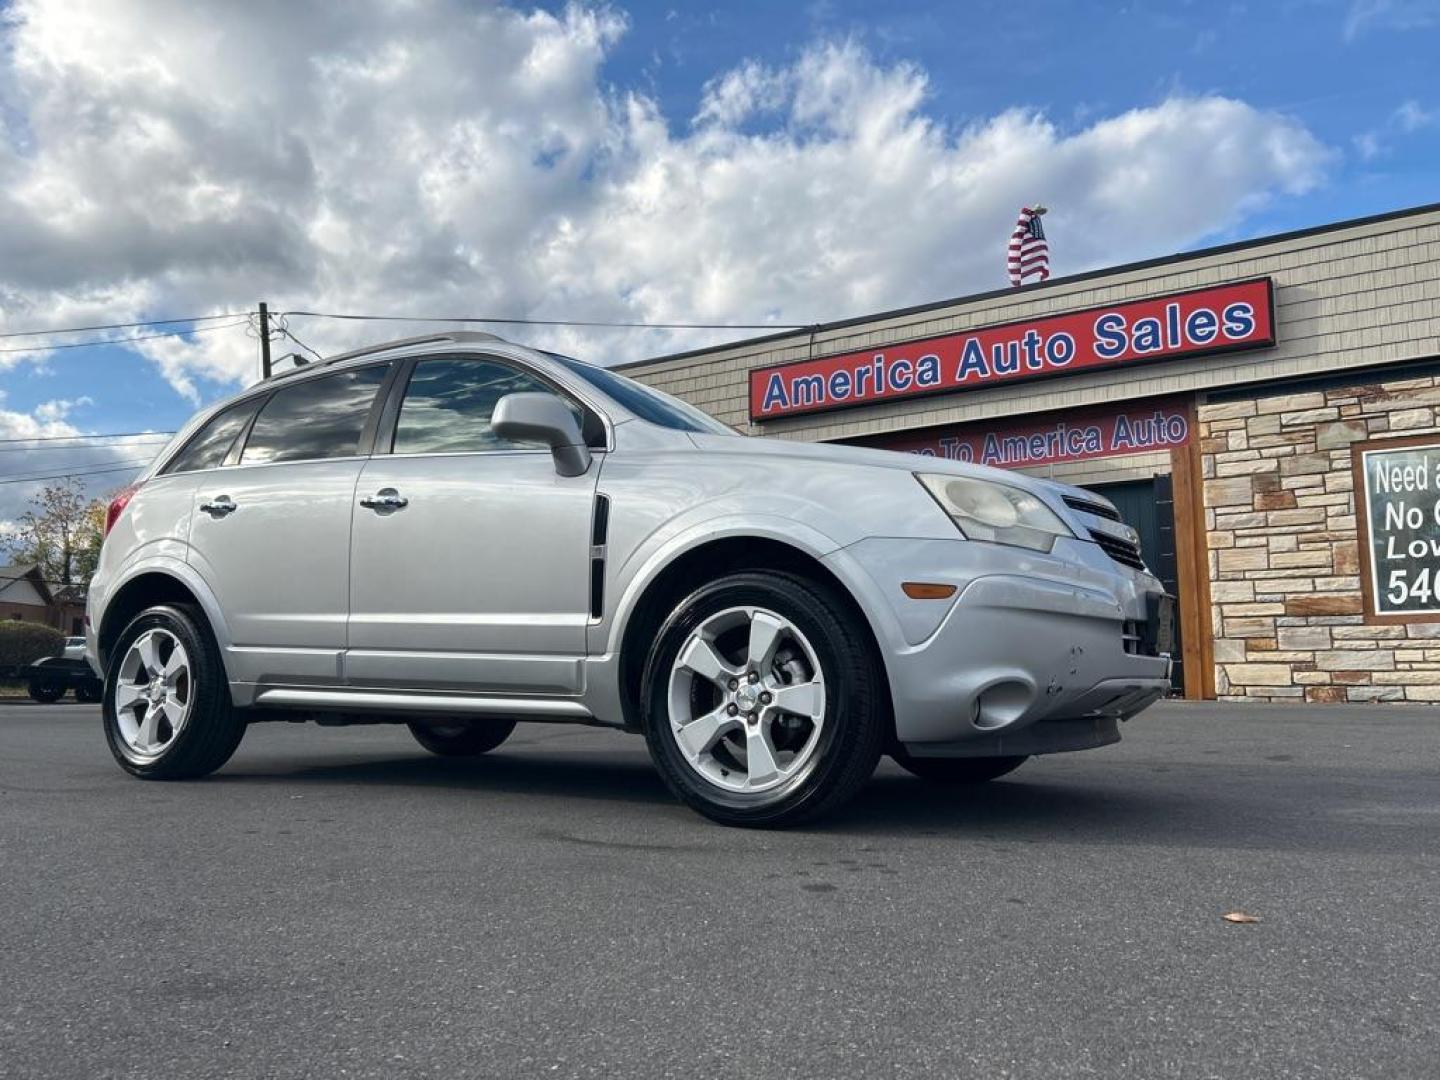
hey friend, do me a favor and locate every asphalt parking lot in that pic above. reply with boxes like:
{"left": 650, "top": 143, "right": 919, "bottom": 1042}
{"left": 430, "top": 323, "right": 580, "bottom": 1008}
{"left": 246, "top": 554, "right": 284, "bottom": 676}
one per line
{"left": 0, "top": 700, "right": 1435, "bottom": 1079}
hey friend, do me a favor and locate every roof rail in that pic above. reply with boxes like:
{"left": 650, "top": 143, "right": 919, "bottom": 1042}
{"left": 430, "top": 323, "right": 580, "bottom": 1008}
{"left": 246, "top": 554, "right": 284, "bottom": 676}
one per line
{"left": 263, "top": 330, "right": 509, "bottom": 380}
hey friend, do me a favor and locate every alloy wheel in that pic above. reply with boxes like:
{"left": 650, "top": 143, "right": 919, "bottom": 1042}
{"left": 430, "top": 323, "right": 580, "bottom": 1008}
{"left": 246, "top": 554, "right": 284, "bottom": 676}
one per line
{"left": 666, "top": 605, "right": 827, "bottom": 794}
{"left": 112, "top": 628, "right": 193, "bottom": 761}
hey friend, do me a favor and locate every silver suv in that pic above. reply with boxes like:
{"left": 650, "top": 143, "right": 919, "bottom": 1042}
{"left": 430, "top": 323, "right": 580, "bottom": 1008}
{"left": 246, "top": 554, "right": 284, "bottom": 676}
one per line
{"left": 89, "top": 332, "right": 1171, "bottom": 826}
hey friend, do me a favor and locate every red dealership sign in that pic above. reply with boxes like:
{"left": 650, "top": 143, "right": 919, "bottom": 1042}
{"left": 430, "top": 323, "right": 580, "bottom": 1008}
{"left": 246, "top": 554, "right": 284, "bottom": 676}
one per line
{"left": 750, "top": 278, "right": 1275, "bottom": 420}
{"left": 851, "top": 398, "right": 1192, "bottom": 470}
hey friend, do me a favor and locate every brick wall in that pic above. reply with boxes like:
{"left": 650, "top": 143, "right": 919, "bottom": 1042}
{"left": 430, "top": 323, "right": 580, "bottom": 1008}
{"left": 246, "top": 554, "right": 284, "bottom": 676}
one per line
{"left": 1201, "top": 375, "right": 1440, "bottom": 702}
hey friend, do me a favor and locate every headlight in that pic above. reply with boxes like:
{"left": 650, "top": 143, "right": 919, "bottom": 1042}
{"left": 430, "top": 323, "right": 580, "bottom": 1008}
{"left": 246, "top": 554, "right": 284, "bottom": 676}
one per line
{"left": 915, "top": 473, "right": 1074, "bottom": 553}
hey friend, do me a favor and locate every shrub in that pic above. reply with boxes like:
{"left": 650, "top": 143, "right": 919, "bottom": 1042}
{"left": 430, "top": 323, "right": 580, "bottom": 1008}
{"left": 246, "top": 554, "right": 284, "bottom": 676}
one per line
{"left": 0, "top": 621, "right": 65, "bottom": 671}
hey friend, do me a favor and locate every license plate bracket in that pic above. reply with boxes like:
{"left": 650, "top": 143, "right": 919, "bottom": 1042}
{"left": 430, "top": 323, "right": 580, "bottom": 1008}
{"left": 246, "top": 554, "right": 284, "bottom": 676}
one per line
{"left": 1144, "top": 593, "right": 1176, "bottom": 656}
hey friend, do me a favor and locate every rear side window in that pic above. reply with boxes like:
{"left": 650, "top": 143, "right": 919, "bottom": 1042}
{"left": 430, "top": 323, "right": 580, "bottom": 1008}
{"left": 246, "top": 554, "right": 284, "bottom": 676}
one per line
{"left": 165, "top": 398, "right": 261, "bottom": 473}
{"left": 392, "top": 358, "right": 575, "bottom": 455}
{"left": 241, "top": 364, "right": 390, "bottom": 465}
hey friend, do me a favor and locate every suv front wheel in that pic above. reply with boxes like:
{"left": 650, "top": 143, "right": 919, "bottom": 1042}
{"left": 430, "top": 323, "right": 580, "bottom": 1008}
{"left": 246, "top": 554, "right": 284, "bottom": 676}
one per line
{"left": 642, "top": 570, "right": 886, "bottom": 827}
{"left": 102, "top": 604, "right": 246, "bottom": 780}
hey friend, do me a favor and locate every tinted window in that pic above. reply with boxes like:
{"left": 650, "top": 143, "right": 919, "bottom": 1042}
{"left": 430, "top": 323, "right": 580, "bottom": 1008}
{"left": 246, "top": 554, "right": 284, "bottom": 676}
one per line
{"left": 392, "top": 358, "right": 573, "bottom": 454}
{"left": 166, "top": 398, "right": 261, "bottom": 473}
{"left": 241, "top": 365, "right": 389, "bottom": 465}
{"left": 545, "top": 353, "right": 734, "bottom": 435}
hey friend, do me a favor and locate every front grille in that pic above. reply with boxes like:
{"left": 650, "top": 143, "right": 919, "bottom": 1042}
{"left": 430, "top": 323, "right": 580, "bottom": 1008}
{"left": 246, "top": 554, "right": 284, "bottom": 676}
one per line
{"left": 1064, "top": 494, "right": 1122, "bottom": 521}
{"left": 1090, "top": 529, "right": 1147, "bottom": 571}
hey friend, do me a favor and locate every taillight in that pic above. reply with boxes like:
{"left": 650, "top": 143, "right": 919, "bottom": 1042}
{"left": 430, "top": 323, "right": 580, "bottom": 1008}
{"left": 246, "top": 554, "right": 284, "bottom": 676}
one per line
{"left": 104, "top": 483, "right": 141, "bottom": 537}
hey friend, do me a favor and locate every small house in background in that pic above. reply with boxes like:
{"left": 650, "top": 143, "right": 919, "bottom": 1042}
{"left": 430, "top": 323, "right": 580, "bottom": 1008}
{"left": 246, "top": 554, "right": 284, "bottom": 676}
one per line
{"left": 0, "top": 564, "right": 85, "bottom": 633}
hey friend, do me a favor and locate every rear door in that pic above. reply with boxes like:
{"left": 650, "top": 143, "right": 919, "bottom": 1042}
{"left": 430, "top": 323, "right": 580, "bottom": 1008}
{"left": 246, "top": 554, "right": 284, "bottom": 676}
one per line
{"left": 186, "top": 363, "right": 393, "bottom": 687}
{"left": 345, "top": 354, "right": 599, "bottom": 694}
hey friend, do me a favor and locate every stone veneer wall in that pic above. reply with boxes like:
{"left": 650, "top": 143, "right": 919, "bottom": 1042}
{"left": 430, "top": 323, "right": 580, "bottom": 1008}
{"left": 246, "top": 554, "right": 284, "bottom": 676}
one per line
{"left": 1200, "top": 374, "right": 1440, "bottom": 702}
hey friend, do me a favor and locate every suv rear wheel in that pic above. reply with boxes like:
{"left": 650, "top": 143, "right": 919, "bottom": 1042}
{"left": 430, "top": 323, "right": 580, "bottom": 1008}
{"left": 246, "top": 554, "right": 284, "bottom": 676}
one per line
{"left": 641, "top": 570, "right": 886, "bottom": 828}
{"left": 102, "top": 604, "right": 246, "bottom": 780}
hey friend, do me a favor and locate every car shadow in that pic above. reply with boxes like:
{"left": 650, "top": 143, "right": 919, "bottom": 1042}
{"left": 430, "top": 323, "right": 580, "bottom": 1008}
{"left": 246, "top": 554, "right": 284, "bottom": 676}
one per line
{"left": 214, "top": 748, "right": 678, "bottom": 808}
{"left": 208, "top": 743, "right": 1428, "bottom": 857}
{"left": 0, "top": 699, "right": 93, "bottom": 708}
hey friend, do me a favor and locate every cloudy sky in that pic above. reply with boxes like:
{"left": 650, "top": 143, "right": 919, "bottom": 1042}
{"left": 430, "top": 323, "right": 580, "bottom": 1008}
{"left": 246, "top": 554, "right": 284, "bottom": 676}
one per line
{"left": 0, "top": 0, "right": 1436, "bottom": 523}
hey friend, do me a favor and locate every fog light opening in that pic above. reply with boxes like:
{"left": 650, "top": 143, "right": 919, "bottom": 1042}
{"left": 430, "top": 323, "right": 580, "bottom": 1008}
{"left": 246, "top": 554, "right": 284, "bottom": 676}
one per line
{"left": 973, "top": 680, "right": 1034, "bottom": 731}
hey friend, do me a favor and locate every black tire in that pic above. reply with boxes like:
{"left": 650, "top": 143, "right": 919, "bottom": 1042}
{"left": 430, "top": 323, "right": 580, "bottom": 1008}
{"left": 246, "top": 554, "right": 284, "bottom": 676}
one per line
{"left": 408, "top": 719, "right": 516, "bottom": 757}
{"left": 27, "top": 680, "right": 63, "bottom": 703}
{"left": 890, "top": 751, "right": 1028, "bottom": 784}
{"left": 74, "top": 682, "right": 102, "bottom": 704}
{"left": 641, "top": 570, "right": 887, "bottom": 828}
{"left": 102, "top": 604, "right": 246, "bottom": 780}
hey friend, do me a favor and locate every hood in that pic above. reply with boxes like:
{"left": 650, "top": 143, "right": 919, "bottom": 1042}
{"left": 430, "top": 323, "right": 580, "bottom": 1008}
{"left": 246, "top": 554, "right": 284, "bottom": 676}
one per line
{"left": 684, "top": 431, "right": 1106, "bottom": 509}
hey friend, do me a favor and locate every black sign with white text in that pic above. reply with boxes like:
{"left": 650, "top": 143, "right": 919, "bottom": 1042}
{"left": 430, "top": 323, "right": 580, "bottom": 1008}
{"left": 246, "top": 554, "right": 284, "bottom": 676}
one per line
{"left": 1356, "top": 439, "right": 1440, "bottom": 619}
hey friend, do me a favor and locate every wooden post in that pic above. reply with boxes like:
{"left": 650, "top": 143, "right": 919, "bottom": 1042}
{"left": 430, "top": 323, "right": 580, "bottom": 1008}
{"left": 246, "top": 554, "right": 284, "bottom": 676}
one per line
{"left": 1170, "top": 396, "right": 1216, "bottom": 699}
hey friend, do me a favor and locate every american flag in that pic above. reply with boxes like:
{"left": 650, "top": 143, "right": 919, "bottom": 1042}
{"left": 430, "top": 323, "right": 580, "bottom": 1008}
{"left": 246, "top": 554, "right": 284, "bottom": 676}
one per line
{"left": 1007, "top": 205, "right": 1049, "bottom": 287}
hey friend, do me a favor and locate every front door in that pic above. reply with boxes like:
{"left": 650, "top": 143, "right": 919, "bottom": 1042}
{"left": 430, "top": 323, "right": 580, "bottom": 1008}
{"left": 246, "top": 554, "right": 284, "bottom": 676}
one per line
{"left": 346, "top": 355, "right": 599, "bottom": 695}
{"left": 186, "top": 362, "right": 391, "bottom": 687}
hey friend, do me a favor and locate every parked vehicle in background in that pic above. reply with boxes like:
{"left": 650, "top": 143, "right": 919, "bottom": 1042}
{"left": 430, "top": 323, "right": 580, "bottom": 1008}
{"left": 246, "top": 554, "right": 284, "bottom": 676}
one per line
{"left": 88, "top": 332, "right": 1172, "bottom": 826}
{"left": 27, "top": 653, "right": 102, "bottom": 703}
{"left": 62, "top": 636, "right": 87, "bottom": 661}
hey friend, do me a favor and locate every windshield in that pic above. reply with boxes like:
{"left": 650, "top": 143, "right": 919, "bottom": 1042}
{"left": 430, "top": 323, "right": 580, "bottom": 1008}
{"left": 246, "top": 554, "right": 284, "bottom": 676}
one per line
{"left": 546, "top": 353, "right": 736, "bottom": 435}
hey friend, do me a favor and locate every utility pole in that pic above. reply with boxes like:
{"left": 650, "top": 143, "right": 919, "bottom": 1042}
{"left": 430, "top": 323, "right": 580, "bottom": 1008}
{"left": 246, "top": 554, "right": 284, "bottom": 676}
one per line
{"left": 258, "top": 301, "right": 272, "bottom": 379}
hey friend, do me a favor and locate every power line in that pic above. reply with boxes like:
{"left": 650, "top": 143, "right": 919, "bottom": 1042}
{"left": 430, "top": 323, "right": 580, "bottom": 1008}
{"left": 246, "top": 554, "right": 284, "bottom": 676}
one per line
{"left": 274, "top": 324, "right": 324, "bottom": 362}
{"left": 0, "top": 430, "right": 176, "bottom": 445}
{"left": 0, "top": 460, "right": 155, "bottom": 486}
{"left": 0, "top": 438, "right": 173, "bottom": 454}
{"left": 0, "top": 311, "right": 249, "bottom": 341}
{"left": 282, "top": 310, "right": 811, "bottom": 332}
{"left": 0, "top": 318, "right": 251, "bottom": 355}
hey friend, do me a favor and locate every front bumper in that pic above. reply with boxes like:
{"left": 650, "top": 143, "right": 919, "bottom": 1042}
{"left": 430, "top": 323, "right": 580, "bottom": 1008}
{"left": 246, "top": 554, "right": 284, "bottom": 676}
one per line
{"left": 826, "top": 536, "right": 1171, "bottom": 753}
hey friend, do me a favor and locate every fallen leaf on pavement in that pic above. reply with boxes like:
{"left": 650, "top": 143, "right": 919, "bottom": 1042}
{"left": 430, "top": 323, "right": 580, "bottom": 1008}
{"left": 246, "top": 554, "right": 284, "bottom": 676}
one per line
{"left": 1222, "top": 911, "right": 1260, "bottom": 924}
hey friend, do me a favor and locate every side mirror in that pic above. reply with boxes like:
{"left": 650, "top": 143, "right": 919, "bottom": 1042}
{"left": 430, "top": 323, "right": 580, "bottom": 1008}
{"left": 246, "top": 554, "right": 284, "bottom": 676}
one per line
{"left": 492, "top": 392, "right": 593, "bottom": 477}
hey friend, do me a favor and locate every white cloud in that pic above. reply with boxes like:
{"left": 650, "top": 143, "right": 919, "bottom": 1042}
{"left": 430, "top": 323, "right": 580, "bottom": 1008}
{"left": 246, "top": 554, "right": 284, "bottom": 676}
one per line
{"left": 1354, "top": 131, "right": 1384, "bottom": 161}
{"left": 0, "top": 395, "right": 163, "bottom": 522}
{"left": 0, "top": 394, "right": 84, "bottom": 441}
{"left": 1343, "top": 0, "right": 1440, "bottom": 41}
{"left": 1353, "top": 98, "right": 1434, "bottom": 160}
{"left": 0, "top": 2, "right": 1330, "bottom": 399}
{"left": 1394, "top": 99, "right": 1434, "bottom": 132}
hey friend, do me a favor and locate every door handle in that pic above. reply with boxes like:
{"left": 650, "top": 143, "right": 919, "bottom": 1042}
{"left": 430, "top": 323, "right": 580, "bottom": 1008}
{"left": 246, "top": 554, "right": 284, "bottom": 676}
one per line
{"left": 360, "top": 488, "right": 408, "bottom": 512}
{"left": 199, "top": 496, "right": 237, "bottom": 517}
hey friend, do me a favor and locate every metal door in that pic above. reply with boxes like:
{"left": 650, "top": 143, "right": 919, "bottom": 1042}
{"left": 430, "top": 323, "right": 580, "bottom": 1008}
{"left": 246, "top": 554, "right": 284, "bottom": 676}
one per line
{"left": 1088, "top": 476, "right": 1184, "bottom": 694}
{"left": 345, "top": 452, "right": 597, "bottom": 693}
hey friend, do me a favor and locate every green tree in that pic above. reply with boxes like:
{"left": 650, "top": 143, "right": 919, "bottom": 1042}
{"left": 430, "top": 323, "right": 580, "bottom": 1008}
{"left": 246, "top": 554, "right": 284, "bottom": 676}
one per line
{"left": 2, "top": 478, "right": 109, "bottom": 589}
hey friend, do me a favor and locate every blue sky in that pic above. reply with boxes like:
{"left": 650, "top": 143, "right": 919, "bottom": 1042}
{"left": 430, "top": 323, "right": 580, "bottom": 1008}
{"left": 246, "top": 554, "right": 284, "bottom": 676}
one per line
{"left": 586, "top": 0, "right": 1438, "bottom": 226}
{"left": 0, "top": 0, "right": 1435, "bottom": 519}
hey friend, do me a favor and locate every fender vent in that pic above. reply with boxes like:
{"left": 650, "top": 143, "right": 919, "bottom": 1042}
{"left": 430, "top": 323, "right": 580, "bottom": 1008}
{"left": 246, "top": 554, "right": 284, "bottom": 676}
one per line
{"left": 591, "top": 493, "right": 610, "bottom": 546}
{"left": 589, "top": 558, "right": 605, "bottom": 619}
{"left": 589, "top": 493, "right": 610, "bottom": 619}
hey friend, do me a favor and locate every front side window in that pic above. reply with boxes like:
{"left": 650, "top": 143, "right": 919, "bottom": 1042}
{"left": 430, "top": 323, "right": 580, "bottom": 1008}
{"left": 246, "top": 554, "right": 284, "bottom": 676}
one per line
{"left": 165, "top": 398, "right": 261, "bottom": 473}
{"left": 241, "top": 364, "right": 390, "bottom": 465}
{"left": 392, "top": 358, "right": 575, "bottom": 455}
